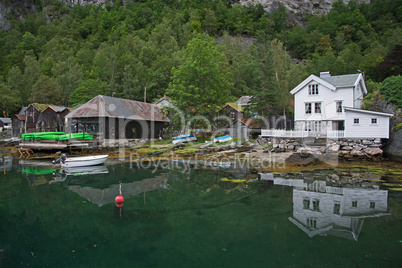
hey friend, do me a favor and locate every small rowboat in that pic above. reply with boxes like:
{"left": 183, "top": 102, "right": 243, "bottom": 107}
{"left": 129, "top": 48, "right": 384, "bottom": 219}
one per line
{"left": 53, "top": 154, "right": 108, "bottom": 168}
{"left": 172, "top": 134, "right": 197, "bottom": 144}
{"left": 214, "top": 135, "right": 232, "bottom": 143}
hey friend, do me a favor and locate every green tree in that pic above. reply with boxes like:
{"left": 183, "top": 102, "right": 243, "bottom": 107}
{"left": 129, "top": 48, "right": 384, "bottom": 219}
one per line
{"left": 379, "top": 75, "right": 402, "bottom": 108}
{"left": 271, "top": 39, "right": 293, "bottom": 128}
{"left": 244, "top": 44, "right": 279, "bottom": 128}
{"left": 69, "top": 79, "right": 107, "bottom": 106}
{"left": 52, "top": 58, "right": 83, "bottom": 105}
{"left": 0, "top": 82, "right": 19, "bottom": 117}
{"left": 167, "top": 35, "right": 232, "bottom": 129}
{"left": 30, "top": 75, "right": 62, "bottom": 104}
{"left": 23, "top": 54, "right": 41, "bottom": 103}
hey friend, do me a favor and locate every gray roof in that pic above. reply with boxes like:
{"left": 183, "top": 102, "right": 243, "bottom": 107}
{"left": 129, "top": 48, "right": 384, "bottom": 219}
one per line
{"left": 49, "top": 105, "right": 68, "bottom": 112}
{"left": 235, "top": 96, "right": 252, "bottom": 105}
{"left": 0, "top": 117, "right": 11, "bottom": 124}
{"left": 67, "top": 95, "right": 169, "bottom": 122}
{"left": 321, "top": 74, "right": 360, "bottom": 87}
{"left": 18, "top": 107, "right": 27, "bottom": 115}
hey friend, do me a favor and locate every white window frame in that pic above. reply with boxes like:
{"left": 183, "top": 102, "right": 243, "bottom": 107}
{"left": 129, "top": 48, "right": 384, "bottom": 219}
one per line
{"left": 371, "top": 118, "right": 378, "bottom": 125}
{"left": 353, "top": 118, "right": 360, "bottom": 125}
{"left": 336, "top": 101, "right": 343, "bottom": 113}
{"left": 308, "top": 84, "right": 319, "bottom": 95}
{"left": 305, "top": 103, "right": 312, "bottom": 114}
{"left": 315, "top": 103, "right": 321, "bottom": 114}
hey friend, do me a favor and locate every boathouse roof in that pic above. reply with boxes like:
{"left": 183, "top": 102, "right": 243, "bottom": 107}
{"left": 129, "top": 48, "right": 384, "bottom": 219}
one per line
{"left": 66, "top": 95, "right": 169, "bottom": 122}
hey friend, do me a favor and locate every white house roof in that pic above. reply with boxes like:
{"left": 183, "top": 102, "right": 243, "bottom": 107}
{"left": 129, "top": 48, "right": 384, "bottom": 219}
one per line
{"left": 290, "top": 74, "right": 336, "bottom": 94}
{"left": 344, "top": 107, "right": 394, "bottom": 117}
{"left": 290, "top": 73, "right": 367, "bottom": 95}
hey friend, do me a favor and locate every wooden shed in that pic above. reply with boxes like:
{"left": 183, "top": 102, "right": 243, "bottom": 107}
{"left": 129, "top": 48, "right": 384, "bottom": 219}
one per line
{"left": 38, "top": 105, "right": 70, "bottom": 132}
{"left": 65, "top": 95, "right": 169, "bottom": 142}
{"left": 24, "top": 103, "right": 47, "bottom": 133}
{"left": 12, "top": 106, "right": 27, "bottom": 137}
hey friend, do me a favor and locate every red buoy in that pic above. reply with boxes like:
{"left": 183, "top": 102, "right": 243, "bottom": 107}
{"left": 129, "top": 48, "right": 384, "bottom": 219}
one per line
{"left": 115, "top": 195, "right": 124, "bottom": 203}
{"left": 115, "top": 181, "right": 124, "bottom": 207}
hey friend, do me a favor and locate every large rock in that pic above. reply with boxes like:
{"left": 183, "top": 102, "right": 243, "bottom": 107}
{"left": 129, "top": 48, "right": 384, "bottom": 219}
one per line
{"left": 364, "top": 147, "right": 383, "bottom": 157}
{"left": 285, "top": 152, "right": 317, "bottom": 166}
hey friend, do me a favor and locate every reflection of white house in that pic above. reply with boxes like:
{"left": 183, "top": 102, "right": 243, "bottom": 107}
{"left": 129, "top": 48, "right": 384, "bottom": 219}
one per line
{"left": 260, "top": 172, "right": 390, "bottom": 241}
{"left": 262, "top": 72, "right": 393, "bottom": 138}
{"left": 289, "top": 181, "right": 389, "bottom": 241}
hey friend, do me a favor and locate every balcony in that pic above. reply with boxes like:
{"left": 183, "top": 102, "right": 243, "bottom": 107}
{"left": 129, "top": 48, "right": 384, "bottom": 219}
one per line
{"left": 261, "top": 129, "right": 344, "bottom": 138}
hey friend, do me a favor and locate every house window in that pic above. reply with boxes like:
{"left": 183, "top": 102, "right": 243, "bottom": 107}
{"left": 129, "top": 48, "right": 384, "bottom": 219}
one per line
{"left": 333, "top": 203, "right": 341, "bottom": 215}
{"left": 308, "top": 84, "right": 319, "bottom": 95}
{"left": 336, "top": 101, "right": 343, "bottom": 113}
{"left": 314, "top": 121, "right": 322, "bottom": 131}
{"left": 230, "top": 111, "right": 236, "bottom": 120}
{"left": 370, "top": 202, "right": 376, "bottom": 209}
{"left": 313, "top": 200, "right": 320, "bottom": 211}
{"left": 353, "top": 118, "right": 359, "bottom": 124}
{"left": 305, "top": 121, "right": 321, "bottom": 132}
{"left": 371, "top": 118, "right": 377, "bottom": 124}
{"left": 305, "top": 103, "right": 312, "bottom": 114}
{"left": 352, "top": 201, "right": 358, "bottom": 207}
{"left": 315, "top": 103, "right": 321, "bottom": 113}
{"left": 303, "top": 199, "right": 310, "bottom": 209}
{"left": 307, "top": 219, "right": 317, "bottom": 228}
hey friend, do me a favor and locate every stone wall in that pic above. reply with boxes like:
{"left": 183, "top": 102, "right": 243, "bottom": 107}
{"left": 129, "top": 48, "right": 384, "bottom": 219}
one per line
{"left": 255, "top": 136, "right": 386, "bottom": 160}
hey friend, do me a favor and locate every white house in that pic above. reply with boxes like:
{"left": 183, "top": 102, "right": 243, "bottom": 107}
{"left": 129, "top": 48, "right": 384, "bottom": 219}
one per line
{"left": 262, "top": 71, "right": 393, "bottom": 138}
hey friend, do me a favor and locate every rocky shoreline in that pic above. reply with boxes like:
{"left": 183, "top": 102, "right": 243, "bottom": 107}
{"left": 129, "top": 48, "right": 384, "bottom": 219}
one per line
{"left": 255, "top": 137, "right": 387, "bottom": 161}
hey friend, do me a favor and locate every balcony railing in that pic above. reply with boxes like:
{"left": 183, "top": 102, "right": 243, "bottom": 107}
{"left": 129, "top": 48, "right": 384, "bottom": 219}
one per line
{"left": 261, "top": 129, "right": 345, "bottom": 138}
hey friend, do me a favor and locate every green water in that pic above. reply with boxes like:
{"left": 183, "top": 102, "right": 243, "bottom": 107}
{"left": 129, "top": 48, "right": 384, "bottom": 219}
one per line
{"left": 1, "top": 157, "right": 402, "bottom": 267}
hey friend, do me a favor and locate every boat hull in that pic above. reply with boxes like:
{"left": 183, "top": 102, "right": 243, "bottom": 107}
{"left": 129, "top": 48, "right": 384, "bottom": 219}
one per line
{"left": 60, "top": 155, "right": 108, "bottom": 168}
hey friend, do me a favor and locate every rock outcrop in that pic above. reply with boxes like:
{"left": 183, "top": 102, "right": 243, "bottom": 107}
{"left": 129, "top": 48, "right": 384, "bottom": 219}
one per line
{"left": 239, "top": 0, "right": 370, "bottom": 15}
{"left": 0, "top": 0, "right": 372, "bottom": 31}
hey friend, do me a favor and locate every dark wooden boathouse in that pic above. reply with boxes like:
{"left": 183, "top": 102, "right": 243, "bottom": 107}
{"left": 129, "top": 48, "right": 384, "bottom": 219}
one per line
{"left": 65, "top": 95, "right": 169, "bottom": 142}
{"left": 38, "top": 105, "right": 70, "bottom": 132}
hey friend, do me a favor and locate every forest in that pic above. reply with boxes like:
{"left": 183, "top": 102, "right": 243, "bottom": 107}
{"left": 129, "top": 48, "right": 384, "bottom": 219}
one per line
{"left": 0, "top": 0, "right": 401, "bottom": 119}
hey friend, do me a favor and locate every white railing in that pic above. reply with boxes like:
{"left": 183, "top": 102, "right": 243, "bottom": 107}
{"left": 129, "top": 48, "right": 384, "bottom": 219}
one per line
{"left": 261, "top": 129, "right": 345, "bottom": 138}
{"left": 326, "top": 186, "right": 344, "bottom": 195}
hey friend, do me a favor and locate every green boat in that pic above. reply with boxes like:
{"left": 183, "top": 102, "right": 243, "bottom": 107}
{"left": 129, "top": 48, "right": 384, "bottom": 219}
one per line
{"left": 22, "top": 132, "right": 65, "bottom": 141}
{"left": 56, "top": 132, "right": 93, "bottom": 141}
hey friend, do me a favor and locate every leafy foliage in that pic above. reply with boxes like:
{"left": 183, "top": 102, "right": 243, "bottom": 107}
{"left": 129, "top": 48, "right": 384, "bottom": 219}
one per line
{"left": 167, "top": 34, "right": 232, "bottom": 128}
{"left": 0, "top": 0, "right": 401, "bottom": 117}
{"left": 379, "top": 76, "right": 402, "bottom": 108}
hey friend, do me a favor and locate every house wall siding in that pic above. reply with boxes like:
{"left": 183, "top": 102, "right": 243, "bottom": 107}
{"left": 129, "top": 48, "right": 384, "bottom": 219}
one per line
{"left": 294, "top": 83, "right": 354, "bottom": 122}
{"left": 345, "top": 110, "right": 391, "bottom": 138}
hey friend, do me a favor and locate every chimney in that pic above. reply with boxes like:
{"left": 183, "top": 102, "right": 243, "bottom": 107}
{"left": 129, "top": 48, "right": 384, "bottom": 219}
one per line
{"left": 320, "top": 71, "right": 331, "bottom": 78}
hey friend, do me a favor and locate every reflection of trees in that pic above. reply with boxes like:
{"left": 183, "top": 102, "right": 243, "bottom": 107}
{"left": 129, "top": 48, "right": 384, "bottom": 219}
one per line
{"left": 260, "top": 172, "right": 390, "bottom": 241}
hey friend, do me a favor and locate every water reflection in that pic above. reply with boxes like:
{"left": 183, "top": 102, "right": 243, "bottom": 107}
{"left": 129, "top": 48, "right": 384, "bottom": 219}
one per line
{"left": 66, "top": 171, "right": 168, "bottom": 207}
{"left": 0, "top": 155, "right": 12, "bottom": 171}
{"left": 260, "top": 172, "right": 390, "bottom": 241}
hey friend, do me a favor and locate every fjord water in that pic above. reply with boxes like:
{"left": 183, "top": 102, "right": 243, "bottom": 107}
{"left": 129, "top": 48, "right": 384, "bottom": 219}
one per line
{"left": 1, "top": 157, "right": 402, "bottom": 267}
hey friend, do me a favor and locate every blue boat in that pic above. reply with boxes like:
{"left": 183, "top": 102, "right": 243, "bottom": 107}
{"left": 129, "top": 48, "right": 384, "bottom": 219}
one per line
{"left": 172, "top": 134, "right": 197, "bottom": 144}
{"left": 214, "top": 135, "right": 232, "bottom": 143}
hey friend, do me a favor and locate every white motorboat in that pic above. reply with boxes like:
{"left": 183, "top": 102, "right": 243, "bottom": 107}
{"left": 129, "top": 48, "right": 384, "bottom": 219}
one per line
{"left": 53, "top": 154, "right": 108, "bottom": 168}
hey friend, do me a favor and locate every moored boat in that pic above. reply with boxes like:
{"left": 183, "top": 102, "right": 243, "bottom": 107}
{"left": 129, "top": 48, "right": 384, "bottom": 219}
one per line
{"left": 22, "top": 132, "right": 65, "bottom": 141}
{"left": 56, "top": 132, "right": 93, "bottom": 141}
{"left": 53, "top": 154, "right": 108, "bottom": 168}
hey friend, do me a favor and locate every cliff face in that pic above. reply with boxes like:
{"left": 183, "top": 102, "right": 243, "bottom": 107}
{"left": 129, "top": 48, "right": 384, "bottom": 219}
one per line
{"left": 0, "top": 0, "right": 372, "bottom": 31}
{"left": 0, "top": 0, "right": 113, "bottom": 30}
{"left": 239, "top": 0, "right": 370, "bottom": 15}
